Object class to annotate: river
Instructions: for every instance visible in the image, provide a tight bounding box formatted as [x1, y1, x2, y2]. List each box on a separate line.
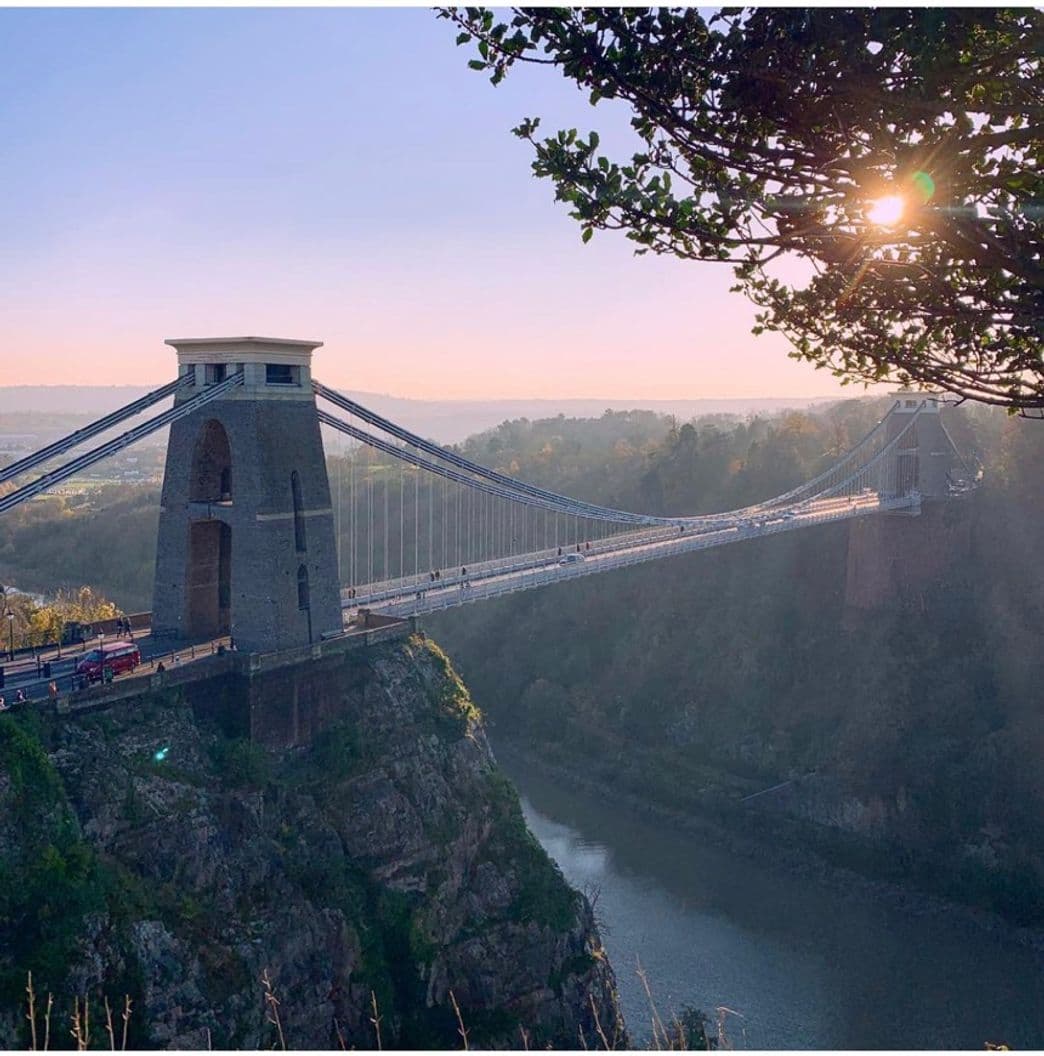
[495, 749, 1044, 1050]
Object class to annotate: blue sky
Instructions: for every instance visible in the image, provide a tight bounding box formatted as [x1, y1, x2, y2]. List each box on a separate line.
[0, 8, 860, 400]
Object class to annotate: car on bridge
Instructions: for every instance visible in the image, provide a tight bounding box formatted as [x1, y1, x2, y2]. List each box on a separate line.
[559, 553, 585, 565]
[76, 641, 142, 684]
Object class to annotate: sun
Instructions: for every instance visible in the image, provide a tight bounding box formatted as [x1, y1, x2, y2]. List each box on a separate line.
[866, 194, 906, 227]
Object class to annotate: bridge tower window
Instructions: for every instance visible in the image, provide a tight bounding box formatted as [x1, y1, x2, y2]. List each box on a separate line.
[204, 363, 227, 385]
[297, 564, 310, 610]
[266, 364, 300, 386]
[291, 470, 307, 552]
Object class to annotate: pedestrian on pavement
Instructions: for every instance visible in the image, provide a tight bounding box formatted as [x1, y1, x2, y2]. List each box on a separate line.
[48, 680, 58, 701]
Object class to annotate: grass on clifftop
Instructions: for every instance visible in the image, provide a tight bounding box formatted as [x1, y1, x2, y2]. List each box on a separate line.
[415, 635, 482, 733]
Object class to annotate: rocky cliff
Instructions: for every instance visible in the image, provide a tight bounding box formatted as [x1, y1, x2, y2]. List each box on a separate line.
[0, 636, 624, 1049]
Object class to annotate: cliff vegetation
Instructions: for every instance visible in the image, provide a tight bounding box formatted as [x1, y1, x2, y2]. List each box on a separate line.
[0, 637, 623, 1049]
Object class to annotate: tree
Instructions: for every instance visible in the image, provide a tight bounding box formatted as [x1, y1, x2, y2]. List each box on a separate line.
[0, 586, 117, 648]
[441, 8, 1044, 412]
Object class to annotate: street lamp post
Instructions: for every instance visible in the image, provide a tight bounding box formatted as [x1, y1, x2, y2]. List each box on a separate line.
[6, 611, 14, 661]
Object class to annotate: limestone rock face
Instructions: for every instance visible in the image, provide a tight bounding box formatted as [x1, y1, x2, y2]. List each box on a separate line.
[0, 637, 624, 1049]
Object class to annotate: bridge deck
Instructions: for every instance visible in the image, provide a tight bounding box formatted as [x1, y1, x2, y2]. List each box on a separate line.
[348, 493, 918, 619]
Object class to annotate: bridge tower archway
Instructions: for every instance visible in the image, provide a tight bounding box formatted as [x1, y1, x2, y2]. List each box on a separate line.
[190, 418, 233, 502]
[186, 519, 232, 637]
[182, 418, 234, 637]
[151, 337, 343, 652]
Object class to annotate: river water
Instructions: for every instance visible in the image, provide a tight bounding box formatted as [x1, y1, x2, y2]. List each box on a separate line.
[495, 750, 1044, 1050]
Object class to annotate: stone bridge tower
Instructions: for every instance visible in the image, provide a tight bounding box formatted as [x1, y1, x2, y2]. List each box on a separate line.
[845, 391, 967, 616]
[884, 391, 955, 501]
[152, 337, 343, 653]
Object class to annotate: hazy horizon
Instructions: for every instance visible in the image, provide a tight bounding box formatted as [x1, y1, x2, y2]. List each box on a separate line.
[0, 382, 855, 445]
[0, 381, 848, 407]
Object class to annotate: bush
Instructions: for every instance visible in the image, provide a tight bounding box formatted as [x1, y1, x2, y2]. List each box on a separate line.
[0, 717, 105, 1001]
[211, 738, 270, 789]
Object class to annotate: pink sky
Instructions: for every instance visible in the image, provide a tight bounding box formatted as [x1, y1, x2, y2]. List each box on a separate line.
[0, 8, 876, 402]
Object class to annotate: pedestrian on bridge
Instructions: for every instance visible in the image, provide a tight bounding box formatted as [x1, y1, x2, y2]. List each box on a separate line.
[48, 680, 58, 702]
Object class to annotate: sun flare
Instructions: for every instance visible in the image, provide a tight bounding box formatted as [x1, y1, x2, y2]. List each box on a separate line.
[866, 194, 906, 227]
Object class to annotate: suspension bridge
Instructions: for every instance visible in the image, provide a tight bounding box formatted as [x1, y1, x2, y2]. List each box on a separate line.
[0, 337, 977, 660]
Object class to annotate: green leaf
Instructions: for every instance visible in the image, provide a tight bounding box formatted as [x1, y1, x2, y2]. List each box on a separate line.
[582, 227, 594, 244]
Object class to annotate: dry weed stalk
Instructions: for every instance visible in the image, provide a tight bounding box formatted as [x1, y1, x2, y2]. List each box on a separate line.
[70, 995, 90, 1051]
[577, 1021, 589, 1050]
[668, 1011, 682, 1050]
[715, 1005, 743, 1051]
[369, 989, 383, 1051]
[635, 958, 669, 1049]
[44, 993, 53, 1051]
[588, 993, 612, 1050]
[334, 1016, 348, 1051]
[25, 972, 38, 1051]
[104, 996, 115, 1051]
[518, 1024, 531, 1051]
[261, 969, 286, 1050]
[448, 989, 469, 1051]
[120, 996, 132, 1051]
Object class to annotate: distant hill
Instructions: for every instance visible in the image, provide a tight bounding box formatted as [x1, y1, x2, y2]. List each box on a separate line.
[0, 386, 838, 445]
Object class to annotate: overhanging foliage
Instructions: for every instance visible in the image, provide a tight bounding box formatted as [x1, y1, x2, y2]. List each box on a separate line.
[442, 7, 1044, 412]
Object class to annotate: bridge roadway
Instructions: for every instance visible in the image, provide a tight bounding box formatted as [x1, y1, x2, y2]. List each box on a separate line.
[0, 629, 232, 706]
[0, 494, 915, 710]
[345, 491, 918, 619]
